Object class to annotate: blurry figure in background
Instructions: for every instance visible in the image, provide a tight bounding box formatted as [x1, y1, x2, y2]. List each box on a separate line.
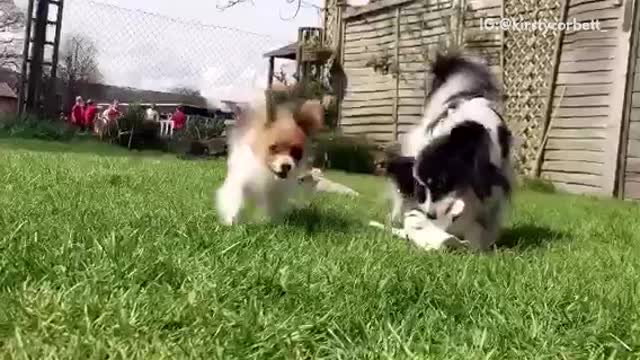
[171, 105, 186, 131]
[104, 99, 122, 123]
[59, 111, 68, 123]
[70, 96, 85, 130]
[84, 99, 98, 132]
[94, 105, 109, 140]
[145, 103, 160, 122]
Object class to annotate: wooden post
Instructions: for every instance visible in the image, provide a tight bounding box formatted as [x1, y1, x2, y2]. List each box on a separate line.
[336, 2, 346, 130]
[421, 0, 429, 107]
[499, 0, 505, 91]
[17, 0, 35, 116]
[602, 0, 637, 196]
[295, 27, 305, 81]
[451, 0, 464, 48]
[267, 56, 274, 89]
[615, 0, 640, 198]
[265, 89, 274, 124]
[534, 0, 568, 177]
[392, 6, 400, 141]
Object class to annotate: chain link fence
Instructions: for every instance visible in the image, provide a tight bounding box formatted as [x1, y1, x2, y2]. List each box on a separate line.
[58, 0, 292, 103]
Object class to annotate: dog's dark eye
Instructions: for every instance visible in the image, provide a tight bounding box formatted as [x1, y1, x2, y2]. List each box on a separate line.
[269, 144, 278, 153]
[290, 146, 303, 161]
[430, 176, 447, 192]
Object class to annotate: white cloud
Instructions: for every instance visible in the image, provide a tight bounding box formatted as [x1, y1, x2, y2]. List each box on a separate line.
[197, 64, 266, 103]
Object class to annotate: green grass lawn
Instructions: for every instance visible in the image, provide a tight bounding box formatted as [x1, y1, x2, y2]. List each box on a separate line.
[1, 139, 639, 359]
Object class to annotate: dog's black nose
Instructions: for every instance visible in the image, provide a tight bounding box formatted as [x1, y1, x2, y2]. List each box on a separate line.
[426, 211, 437, 220]
[280, 164, 291, 174]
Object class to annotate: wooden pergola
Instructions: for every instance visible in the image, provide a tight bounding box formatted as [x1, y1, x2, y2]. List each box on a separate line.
[263, 27, 334, 90]
[263, 42, 297, 90]
[262, 28, 335, 122]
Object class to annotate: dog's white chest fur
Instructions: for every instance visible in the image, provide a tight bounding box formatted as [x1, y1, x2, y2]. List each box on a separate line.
[217, 132, 304, 225]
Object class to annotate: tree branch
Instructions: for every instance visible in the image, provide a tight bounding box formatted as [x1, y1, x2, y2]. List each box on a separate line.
[216, 0, 254, 10]
[216, 0, 323, 19]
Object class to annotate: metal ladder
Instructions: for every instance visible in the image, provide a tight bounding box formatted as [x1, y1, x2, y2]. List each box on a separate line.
[17, 0, 65, 116]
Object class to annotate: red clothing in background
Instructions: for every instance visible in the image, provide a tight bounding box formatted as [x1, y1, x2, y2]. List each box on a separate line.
[106, 106, 121, 122]
[84, 105, 98, 127]
[172, 109, 186, 130]
[71, 104, 84, 125]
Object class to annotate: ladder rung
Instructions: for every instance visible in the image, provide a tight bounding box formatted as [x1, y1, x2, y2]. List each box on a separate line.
[26, 40, 57, 46]
[24, 59, 52, 66]
[31, 20, 61, 26]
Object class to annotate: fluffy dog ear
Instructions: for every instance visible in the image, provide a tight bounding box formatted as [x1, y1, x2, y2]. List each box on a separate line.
[386, 156, 416, 197]
[294, 100, 324, 135]
[449, 121, 496, 199]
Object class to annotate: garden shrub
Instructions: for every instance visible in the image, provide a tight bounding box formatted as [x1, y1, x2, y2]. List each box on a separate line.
[312, 131, 377, 174]
[520, 177, 557, 193]
[183, 115, 225, 140]
[107, 103, 167, 151]
[0, 114, 77, 141]
[117, 103, 145, 133]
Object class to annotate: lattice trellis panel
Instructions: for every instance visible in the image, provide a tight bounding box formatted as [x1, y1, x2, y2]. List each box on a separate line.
[322, 0, 341, 51]
[502, 0, 561, 176]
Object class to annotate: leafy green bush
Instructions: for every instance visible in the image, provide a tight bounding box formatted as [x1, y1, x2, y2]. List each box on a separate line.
[0, 114, 77, 141]
[183, 115, 225, 141]
[312, 132, 377, 174]
[117, 103, 145, 132]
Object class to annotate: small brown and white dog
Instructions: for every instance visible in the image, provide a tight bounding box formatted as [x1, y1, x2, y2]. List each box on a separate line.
[215, 88, 324, 225]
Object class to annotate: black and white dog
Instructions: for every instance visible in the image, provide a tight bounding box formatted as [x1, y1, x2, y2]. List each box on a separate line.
[385, 52, 513, 251]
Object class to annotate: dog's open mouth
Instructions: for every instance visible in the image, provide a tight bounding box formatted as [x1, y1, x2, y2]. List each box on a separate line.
[269, 169, 289, 179]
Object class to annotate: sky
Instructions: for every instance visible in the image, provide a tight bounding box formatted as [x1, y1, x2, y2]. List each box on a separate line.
[12, 0, 323, 102]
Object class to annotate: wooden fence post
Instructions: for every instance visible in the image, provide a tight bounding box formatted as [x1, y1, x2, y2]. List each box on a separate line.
[392, 6, 401, 141]
[336, 0, 346, 130]
[604, 0, 637, 196]
[615, 0, 640, 198]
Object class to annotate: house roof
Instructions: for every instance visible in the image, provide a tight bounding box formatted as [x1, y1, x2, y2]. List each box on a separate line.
[263, 42, 297, 60]
[0, 82, 17, 99]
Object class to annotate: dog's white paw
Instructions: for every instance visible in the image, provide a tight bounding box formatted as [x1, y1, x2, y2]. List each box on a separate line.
[219, 216, 236, 226]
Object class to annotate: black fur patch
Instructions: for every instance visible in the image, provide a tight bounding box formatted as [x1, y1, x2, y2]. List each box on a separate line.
[427, 52, 500, 105]
[385, 156, 416, 198]
[497, 123, 512, 161]
[415, 121, 510, 202]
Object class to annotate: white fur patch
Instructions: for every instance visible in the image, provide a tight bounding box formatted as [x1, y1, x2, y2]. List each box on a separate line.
[370, 209, 468, 251]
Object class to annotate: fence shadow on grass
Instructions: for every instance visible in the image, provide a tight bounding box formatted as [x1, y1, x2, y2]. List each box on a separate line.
[497, 224, 568, 250]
